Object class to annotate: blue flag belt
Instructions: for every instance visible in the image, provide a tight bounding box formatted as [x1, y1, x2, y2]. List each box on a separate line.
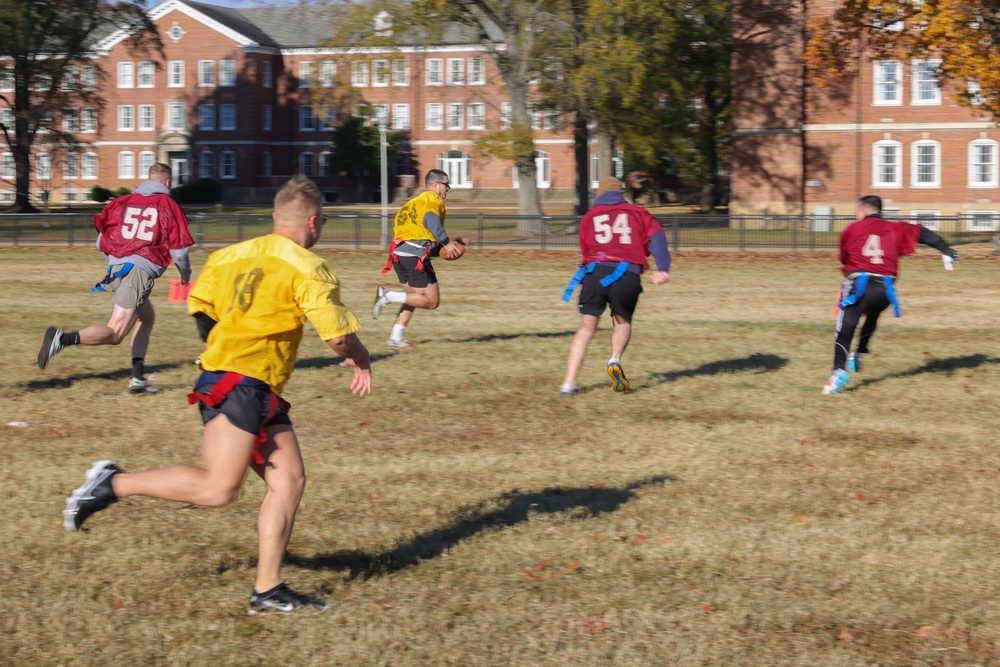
[561, 261, 631, 302]
[839, 273, 900, 317]
[91, 263, 134, 293]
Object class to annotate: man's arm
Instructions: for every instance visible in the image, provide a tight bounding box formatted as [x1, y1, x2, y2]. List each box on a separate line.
[170, 247, 192, 284]
[327, 333, 372, 397]
[918, 226, 960, 260]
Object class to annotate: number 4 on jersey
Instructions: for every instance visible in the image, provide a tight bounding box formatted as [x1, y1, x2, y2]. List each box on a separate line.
[862, 234, 884, 264]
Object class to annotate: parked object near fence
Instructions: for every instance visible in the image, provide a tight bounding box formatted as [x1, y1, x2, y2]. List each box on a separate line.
[0, 212, 987, 253]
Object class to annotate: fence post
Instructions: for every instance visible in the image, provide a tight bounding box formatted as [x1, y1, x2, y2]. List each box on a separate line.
[354, 214, 361, 250]
[809, 215, 815, 252]
[672, 215, 679, 251]
[540, 216, 548, 250]
[477, 213, 484, 254]
[67, 215, 73, 247]
[738, 215, 745, 252]
[12, 214, 18, 248]
[791, 215, 798, 257]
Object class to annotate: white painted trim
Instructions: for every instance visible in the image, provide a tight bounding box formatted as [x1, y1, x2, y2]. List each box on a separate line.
[804, 122, 994, 132]
[281, 44, 498, 57]
[95, 0, 260, 54]
[411, 139, 573, 146]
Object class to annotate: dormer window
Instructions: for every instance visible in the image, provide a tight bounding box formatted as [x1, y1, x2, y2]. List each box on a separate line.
[374, 11, 392, 36]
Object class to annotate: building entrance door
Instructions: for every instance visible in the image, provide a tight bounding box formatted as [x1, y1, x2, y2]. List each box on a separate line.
[170, 157, 190, 185]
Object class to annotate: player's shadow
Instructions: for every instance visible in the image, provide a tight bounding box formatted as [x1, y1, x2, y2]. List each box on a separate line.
[444, 330, 576, 344]
[645, 353, 788, 386]
[286, 474, 676, 582]
[23, 361, 186, 391]
[294, 351, 396, 370]
[847, 353, 1000, 391]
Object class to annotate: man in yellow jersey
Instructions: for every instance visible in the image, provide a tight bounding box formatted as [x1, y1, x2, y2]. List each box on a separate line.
[62, 176, 372, 616]
[372, 168, 467, 347]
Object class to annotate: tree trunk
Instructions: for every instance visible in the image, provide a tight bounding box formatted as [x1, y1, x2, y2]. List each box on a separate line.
[596, 132, 614, 180]
[573, 112, 589, 217]
[12, 114, 38, 213]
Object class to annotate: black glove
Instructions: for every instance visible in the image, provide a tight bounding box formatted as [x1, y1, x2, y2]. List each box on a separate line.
[948, 249, 961, 264]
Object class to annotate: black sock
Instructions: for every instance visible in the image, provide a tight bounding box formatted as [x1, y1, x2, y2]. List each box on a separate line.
[60, 331, 80, 346]
[254, 582, 283, 596]
[131, 357, 144, 379]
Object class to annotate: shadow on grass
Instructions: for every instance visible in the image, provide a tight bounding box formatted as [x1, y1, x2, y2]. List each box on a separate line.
[23, 361, 186, 391]
[287, 474, 676, 581]
[445, 330, 576, 344]
[646, 352, 788, 385]
[294, 351, 396, 370]
[847, 353, 1000, 392]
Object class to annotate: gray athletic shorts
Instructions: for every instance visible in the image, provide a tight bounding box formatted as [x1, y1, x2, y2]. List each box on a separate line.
[107, 265, 155, 309]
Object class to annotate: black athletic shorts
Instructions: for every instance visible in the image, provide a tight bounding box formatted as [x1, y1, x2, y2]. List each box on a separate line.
[578, 266, 643, 322]
[392, 254, 438, 288]
[196, 382, 292, 435]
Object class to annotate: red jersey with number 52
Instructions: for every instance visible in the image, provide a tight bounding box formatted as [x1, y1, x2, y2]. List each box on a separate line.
[579, 203, 663, 269]
[94, 192, 193, 266]
[840, 215, 921, 277]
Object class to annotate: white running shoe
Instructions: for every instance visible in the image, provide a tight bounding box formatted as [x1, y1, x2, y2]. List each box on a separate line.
[129, 376, 160, 394]
[372, 285, 390, 320]
[385, 338, 410, 349]
[821, 369, 850, 395]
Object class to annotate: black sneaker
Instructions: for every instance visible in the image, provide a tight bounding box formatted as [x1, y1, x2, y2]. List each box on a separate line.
[248, 583, 328, 616]
[64, 460, 121, 532]
[38, 326, 65, 370]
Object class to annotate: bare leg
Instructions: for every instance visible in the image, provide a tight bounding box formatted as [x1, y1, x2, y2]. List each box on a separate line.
[562, 314, 600, 388]
[77, 304, 141, 346]
[112, 415, 254, 507]
[130, 299, 155, 360]
[393, 282, 440, 328]
[250, 424, 306, 592]
[610, 314, 632, 361]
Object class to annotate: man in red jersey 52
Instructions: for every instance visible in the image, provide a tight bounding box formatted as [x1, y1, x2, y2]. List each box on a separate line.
[37, 163, 193, 394]
[559, 177, 671, 395]
[823, 195, 960, 394]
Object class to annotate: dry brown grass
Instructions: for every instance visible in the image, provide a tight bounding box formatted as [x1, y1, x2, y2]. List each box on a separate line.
[1, 247, 998, 666]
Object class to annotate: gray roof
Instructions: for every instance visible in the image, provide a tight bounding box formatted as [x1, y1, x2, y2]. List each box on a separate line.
[185, 1, 282, 47]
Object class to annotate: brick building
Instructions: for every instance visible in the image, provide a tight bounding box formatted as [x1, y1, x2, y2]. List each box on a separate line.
[732, 0, 1000, 231]
[1, 0, 585, 206]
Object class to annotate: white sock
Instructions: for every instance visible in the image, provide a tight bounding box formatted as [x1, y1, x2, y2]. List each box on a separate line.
[390, 324, 406, 341]
[386, 291, 407, 304]
[608, 357, 620, 366]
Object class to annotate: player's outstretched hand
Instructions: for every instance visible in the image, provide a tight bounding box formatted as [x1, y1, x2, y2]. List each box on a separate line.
[339, 358, 372, 397]
[649, 270, 670, 285]
[948, 249, 961, 263]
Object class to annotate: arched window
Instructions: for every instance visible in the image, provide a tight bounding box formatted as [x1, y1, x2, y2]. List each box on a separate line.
[437, 150, 470, 187]
[872, 140, 902, 187]
[969, 139, 998, 187]
[910, 139, 940, 188]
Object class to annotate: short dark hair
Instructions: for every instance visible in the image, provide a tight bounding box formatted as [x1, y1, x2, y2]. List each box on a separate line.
[858, 195, 882, 214]
[425, 169, 449, 188]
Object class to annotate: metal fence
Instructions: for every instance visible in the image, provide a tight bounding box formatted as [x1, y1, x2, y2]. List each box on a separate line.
[0, 212, 992, 252]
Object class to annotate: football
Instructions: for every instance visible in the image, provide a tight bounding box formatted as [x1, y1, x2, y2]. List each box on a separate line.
[439, 240, 467, 261]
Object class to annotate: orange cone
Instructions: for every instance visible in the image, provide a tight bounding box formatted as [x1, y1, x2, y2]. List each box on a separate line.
[168, 279, 195, 303]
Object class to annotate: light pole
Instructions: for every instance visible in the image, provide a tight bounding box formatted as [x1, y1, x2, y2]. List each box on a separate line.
[378, 117, 389, 248]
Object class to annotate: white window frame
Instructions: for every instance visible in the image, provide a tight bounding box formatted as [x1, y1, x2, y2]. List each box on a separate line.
[118, 62, 134, 88]
[351, 61, 369, 87]
[36, 153, 51, 180]
[263, 104, 272, 131]
[63, 66, 78, 92]
[198, 104, 215, 131]
[62, 108, 78, 133]
[262, 151, 272, 177]
[446, 103, 463, 130]
[81, 108, 97, 133]
[220, 59, 236, 87]
[392, 59, 409, 86]
[320, 151, 333, 177]
[168, 61, 184, 87]
[437, 149, 471, 187]
[910, 209, 940, 231]
[198, 60, 215, 87]
[82, 65, 97, 91]
[911, 59, 942, 105]
[0, 67, 12, 91]
[299, 152, 315, 177]
[263, 61, 273, 88]
[168, 104, 185, 130]
[426, 103, 443, 130]
[0, 152, 13, 180]
[501, 102, 511, 129]
[300, 105, 316, 131]
[391, 103, 410, 130]
[199, 151, 214, 179]
[220, 150, 236, 179]
[910, 139, 940, 188]
[220, 104, 236, 131]
[138, 104, 154, 131]
[967, 210, 1000, 232]
[320, 107, 336, 131]
[468, 57, 485, 85]
[447, 58, 464, 85]
[372, 59, 389, 87]
[320, 60, 336, 88]
[138, 61, 155, 88]
[426, 58, 442, 86]
[138, 151, 156, 179]
[873, 61, 902, 106]
[968, 139, 998, 187]
[468, 103, 485, 130]
[118, 151, 135, 179]
[118, 105, 134, 131]
[512, 150, 550, 189]
[298, 61, 313, 88]
[872, 140, 902, 187]
[82, 152, 97, 180]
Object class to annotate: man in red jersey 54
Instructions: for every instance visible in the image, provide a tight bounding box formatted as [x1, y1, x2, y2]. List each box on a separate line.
[37, 163, 193, 394]
[822, 195, 960, 395]
[63, 176, 372, 615]
[559, 177, 671, 395]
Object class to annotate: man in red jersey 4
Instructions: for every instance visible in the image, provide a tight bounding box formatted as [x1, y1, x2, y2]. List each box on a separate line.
[823, 195, 960, 395]
[560, 177, 671, 395]
[37, 163, 193, 393]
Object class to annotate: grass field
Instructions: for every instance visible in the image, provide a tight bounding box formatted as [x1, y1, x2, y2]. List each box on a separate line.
[1, 247, 998, 666]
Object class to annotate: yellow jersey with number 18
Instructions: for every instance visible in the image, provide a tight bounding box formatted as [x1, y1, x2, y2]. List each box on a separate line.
[187, 233, 361, 395]
[392, 190, 447, 241]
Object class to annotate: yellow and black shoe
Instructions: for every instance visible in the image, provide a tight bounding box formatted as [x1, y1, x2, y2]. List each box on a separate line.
[607, 361, 630, 392]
